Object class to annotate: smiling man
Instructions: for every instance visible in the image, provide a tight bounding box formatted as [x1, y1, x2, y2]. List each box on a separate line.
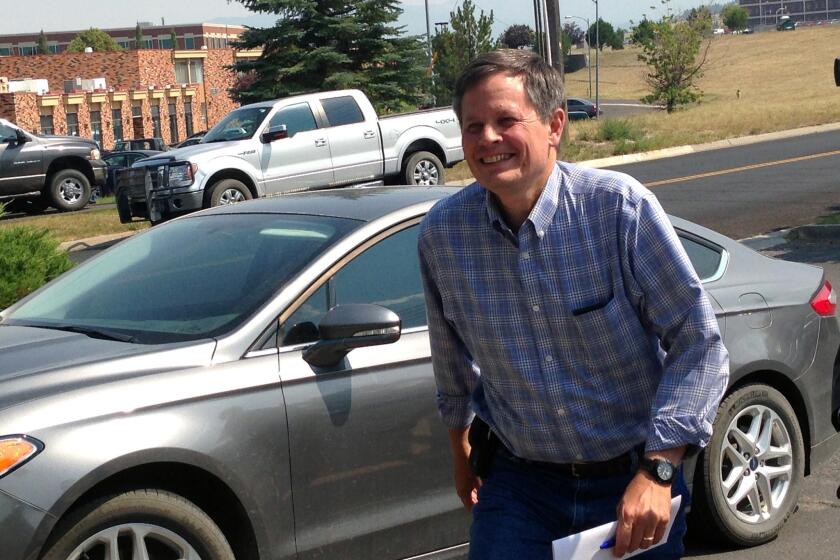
[418, 49, 729, 559]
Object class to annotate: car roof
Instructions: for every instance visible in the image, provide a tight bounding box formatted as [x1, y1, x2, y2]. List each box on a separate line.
[196, 185, 460, 222]
[106, 149, 162, 157]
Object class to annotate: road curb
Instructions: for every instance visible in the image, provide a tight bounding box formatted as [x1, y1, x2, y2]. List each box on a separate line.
[59, 231, 137, 253]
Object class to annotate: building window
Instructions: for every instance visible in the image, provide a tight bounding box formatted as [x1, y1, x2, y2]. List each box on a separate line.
[175, 59, 204, 84]
[39, 114, 54, 135]
[48, 44, 60, 53]
[66, 110, 79, 136]
[184, 37, 195, 49]
[0, 47, 10, 56]
[151, 105, 162, 139]
[90, 105, 102, 146]
[168, 102, 178, 144]
[160, 38, 173, 49]
[18, 46, 36, 55]
[118, 40, 130, 49]
[184, 101, 194, 137]
[113, 108, 123, 141]
[132, 102, 144, 138]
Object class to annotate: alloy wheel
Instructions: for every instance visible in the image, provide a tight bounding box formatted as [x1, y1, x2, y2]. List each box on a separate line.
[65, 522, 201, 560]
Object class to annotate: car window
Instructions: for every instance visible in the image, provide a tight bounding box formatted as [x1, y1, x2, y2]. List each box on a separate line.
[280, 224, 426, 347]
[320, 96, 365, 127]
[568, 100, 582, 108]
[126, 154, 147, 165]
[104, 154, 127, 167]
[7, 214, 358, 344]
[679, 234, 724, 281]
[0, 122, 16, 142]
[269, 102, 318, 137]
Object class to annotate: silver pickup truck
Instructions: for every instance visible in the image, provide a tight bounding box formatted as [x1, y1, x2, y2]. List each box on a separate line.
[117, 89, 463, 223]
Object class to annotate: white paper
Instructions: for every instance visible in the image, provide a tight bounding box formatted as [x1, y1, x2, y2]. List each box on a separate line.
[552, 495, 682, 560]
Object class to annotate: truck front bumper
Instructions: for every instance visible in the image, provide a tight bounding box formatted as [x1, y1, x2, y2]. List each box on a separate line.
[91, 161, 107, 187]
[115, 167, 204, 224]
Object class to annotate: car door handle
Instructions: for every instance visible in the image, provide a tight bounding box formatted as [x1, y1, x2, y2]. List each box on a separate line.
[363, 130, 376, 139]
[314, 138, 327, 147]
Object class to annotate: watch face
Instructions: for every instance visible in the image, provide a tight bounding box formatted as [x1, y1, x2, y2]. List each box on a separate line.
[656, 461, 674, 481]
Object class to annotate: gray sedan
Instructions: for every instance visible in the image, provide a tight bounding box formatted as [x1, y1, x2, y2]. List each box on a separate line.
[0, 187, 837, 560]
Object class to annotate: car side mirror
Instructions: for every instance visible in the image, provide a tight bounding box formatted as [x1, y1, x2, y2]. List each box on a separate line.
[302, 303, 401, 368]
[15, 129, 28, 144]
[261, 124, 288, 143]
[835, 58, 840, 87]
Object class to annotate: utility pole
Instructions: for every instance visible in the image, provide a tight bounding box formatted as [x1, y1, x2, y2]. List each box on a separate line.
[425, 0, 435, 105]
[545, 0, 563, 72]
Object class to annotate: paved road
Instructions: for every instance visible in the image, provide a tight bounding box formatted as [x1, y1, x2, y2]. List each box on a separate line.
[606, 128, 840, 239]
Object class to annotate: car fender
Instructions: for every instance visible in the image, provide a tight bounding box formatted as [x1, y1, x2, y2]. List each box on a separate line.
[194, 154, 263, 197]
[385, 125, 451, 175]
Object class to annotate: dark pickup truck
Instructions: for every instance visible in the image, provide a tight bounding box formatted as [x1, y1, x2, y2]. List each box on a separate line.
[0, 118, 106, 212]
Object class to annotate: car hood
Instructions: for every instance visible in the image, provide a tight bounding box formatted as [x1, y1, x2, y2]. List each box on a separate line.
[138, 139, 252, 165]
[37, 135, 99, 149]
[0, 325, 216, 411]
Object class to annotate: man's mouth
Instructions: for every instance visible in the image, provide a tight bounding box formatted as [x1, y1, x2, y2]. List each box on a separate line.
[481, 154, 512, 164]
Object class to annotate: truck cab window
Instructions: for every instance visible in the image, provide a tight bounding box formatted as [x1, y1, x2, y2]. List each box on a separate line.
[320, 96, 365, 127]
[269, 103, 318, 137]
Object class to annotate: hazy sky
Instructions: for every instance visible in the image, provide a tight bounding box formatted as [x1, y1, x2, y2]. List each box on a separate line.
[1, 1, 712, 37]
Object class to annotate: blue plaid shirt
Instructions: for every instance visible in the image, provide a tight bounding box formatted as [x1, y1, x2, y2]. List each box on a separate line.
[418, 162, 729, 463]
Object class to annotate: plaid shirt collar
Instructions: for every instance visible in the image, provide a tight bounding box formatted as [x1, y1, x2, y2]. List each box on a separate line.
[483, 163, 563, 238]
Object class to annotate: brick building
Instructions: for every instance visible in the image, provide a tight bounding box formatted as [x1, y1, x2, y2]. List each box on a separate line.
[739, 1, 840, 27]
[0, 46, 260, 149]
[0, 23, 246, 56]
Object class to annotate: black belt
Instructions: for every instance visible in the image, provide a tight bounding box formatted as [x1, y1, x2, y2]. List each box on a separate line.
[498, 444, 640, 478]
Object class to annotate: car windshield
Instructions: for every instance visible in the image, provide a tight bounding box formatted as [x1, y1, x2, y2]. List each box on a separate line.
[5, 213, 358, 344]
[202, 106, 272, 143]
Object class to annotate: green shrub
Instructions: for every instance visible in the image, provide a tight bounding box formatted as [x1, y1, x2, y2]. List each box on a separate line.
[0, 226, 74, 309]
[600, 118, 639, 142]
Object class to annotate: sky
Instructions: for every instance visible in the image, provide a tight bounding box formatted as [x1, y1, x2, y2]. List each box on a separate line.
[0, 1, 715, 38]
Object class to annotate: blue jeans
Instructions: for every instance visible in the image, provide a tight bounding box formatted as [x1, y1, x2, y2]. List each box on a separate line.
[469, 451, 690, 559]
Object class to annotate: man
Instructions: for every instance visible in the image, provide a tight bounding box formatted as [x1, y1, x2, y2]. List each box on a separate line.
[418, 49, 729, 559]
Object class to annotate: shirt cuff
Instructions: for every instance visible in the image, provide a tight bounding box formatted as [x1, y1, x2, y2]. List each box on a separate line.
[436, 392, 475, 429]
[645, 414, 713, 453]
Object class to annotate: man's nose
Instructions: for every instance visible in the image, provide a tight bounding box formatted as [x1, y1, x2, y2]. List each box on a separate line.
[478, 125, 502, 144]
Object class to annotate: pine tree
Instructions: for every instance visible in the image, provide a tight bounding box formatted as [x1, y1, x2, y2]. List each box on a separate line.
[431, 0, 494, 106]
[134, 23, 144, 50]
[37, 30, 50, 55]
[231, 0, 428, 113]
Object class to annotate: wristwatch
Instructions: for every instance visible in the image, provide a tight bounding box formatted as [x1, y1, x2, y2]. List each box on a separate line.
[639, 457, 675, 485]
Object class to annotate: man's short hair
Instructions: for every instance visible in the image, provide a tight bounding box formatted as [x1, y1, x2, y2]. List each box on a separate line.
[453, 49, 566, 123]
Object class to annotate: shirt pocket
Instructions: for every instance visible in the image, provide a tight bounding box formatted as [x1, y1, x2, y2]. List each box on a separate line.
[567, 294, 646, 376]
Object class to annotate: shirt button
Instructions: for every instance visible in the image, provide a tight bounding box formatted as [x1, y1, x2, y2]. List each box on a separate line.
[556, 407, 566, 416]
[576, 454, 584, 461]
[537, 230, 545, 238]
[532, 304, 540, 312]
[522, 251, 530, 259]
[545, 355, 553, 363]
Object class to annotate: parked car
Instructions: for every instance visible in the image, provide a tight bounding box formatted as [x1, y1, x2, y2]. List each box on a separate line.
[0, 118, 105, 213]
[111, 137, 169, 152]
[0, 186, 837, 560]
[777, 18, 796, 31]
[169, 131, 206, 149]
[100, 150, 162, 197]
[567, 97, 601, 120]
[115, 89, 463, 224]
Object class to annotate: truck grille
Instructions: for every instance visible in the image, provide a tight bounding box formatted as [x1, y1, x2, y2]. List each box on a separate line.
[116, 167, 164, 199]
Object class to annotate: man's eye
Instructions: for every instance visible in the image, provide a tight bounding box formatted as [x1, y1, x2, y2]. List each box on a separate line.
[465, 124, 482, 134]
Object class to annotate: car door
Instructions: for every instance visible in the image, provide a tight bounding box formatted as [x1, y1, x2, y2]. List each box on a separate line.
[0, 122, 44, 194]
[318, 95, 382, 185]
[278, 221, 469, 560]
[260, 102, 334, 195]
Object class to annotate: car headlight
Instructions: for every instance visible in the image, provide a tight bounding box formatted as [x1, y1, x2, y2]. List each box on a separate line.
[0, 435, 43, 478]
[168, 162, 198, 188]
[89, 148, 101, 160]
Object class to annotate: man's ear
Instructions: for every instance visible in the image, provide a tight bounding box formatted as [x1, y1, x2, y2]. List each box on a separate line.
[547, 107, 565, 148]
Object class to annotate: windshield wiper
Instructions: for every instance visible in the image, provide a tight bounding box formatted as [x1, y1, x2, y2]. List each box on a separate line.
[203, 138, 231, 144]
[32, 324, 138, 343]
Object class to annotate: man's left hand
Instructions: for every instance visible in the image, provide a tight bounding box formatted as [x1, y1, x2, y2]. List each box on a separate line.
[613, 471, 672, 557]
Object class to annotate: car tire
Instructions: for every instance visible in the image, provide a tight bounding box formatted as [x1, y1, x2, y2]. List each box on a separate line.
[207, 179, 252, 207]
[694, 383, 804, 546]
[48, 169, 92, 212]
[41, 489, 235, 560]
[402, 151, 444, 186]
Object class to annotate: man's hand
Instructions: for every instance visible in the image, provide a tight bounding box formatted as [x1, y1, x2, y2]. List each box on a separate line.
[448, 427, 481, 511]
[613, 471, 672, 557]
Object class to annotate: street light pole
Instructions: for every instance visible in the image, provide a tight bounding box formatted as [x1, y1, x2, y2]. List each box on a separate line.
[565, 15, 591, 98]
[424, 0, 434, 105]
[594, 0, 599, 118]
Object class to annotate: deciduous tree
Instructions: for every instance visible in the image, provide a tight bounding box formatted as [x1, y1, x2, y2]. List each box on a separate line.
[722, 3, 749, 31]
[498, 24, 534, 50]
[231, 0, 428, 113]
[67, 28, 122, 52]
[637, 16, 711, 112]
[586, 19, 615, 51]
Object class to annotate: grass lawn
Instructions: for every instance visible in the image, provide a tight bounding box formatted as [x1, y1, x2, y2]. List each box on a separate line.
[0, 207, 148, 243]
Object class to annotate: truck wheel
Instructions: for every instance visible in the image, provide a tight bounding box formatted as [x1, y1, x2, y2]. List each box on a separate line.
[49, 169, 91, 212]
[403, 151, 444, 186]
[208, 179, 252, 207]
[693, 384, 804, 546]
[41, 489, 235, 560]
